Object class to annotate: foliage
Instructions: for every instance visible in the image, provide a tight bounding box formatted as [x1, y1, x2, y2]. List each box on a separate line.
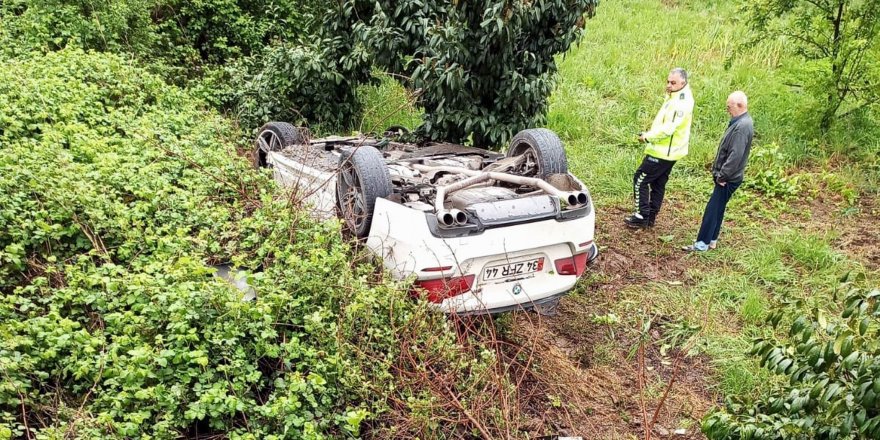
[224, 2, 375, 132]
[703, 278, 880, 439]
[744, 143, 800, 199]
[0, 47, 505, 439]
[0, 0, 159, 57]
[746, 0, 880, 132]
[230, 42, 367, 132]
[351, 0, 599, 148]
[0, 0, 317, 77]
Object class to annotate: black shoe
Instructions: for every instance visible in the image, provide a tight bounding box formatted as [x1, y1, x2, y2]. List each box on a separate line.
[624, 214, 650, 228]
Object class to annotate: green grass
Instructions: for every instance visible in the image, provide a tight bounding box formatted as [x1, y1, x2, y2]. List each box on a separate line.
[356, 74, 422, 135]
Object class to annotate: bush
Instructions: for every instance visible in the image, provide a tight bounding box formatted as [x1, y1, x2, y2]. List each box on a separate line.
[0, 0, 317, 78]
[744, 143, 799, 199]
[703, 277, 880, 439]
[230, 42, 367, 132]
[351, 0, 599, 148]
[0, 47, 523, 439]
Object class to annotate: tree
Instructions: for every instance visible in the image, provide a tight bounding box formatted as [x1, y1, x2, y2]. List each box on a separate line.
[352, 0, 598, 148]
[747, 0, 880, 132]
[703, 280, 880, 439]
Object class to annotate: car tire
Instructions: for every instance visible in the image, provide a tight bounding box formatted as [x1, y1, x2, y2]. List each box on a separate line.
[336, 146, 392, 239]
[507, 128, 569, 178]
[254, 122, 310, 168]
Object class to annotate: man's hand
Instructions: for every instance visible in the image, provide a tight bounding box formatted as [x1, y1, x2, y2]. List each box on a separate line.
[718, 180, 727, 187]
[637, 133, 647, 143]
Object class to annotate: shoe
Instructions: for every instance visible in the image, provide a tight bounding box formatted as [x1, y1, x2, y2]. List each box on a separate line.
[682, 242, 709, 252]
[709, 241, 717, 250]
[624, 214, 650, 228]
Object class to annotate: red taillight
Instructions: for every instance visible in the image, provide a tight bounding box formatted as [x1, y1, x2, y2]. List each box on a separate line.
[420, 266, 453, 272]
[412, 275, 476, 304]
[554, 253, 589, 276]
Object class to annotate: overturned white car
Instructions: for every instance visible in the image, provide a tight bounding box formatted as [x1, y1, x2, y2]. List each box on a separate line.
[255, 122, 598, 314]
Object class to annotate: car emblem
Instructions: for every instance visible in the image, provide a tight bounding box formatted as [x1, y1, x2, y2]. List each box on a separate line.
[512, 284, 522, 295]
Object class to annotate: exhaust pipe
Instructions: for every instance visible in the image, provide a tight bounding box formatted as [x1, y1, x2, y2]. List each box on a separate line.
[450, 209, 468, 226]
[437, 210, 456, 227]
[437, 209, 468, 227]
[564, 191, 589, 207]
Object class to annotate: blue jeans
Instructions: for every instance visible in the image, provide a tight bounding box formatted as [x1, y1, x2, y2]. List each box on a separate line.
[695, 180, 741, 249]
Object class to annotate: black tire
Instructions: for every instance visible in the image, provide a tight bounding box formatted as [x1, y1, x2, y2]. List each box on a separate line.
[336, 146, 392, 239]
[506, 128, 568, 178]
[254, 122, 310, 168]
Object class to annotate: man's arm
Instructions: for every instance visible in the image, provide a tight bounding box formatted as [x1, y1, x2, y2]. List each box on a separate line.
[717, 127, 746, 182]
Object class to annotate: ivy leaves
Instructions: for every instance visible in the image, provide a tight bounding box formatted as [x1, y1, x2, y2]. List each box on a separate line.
[703, 281, 880, 439]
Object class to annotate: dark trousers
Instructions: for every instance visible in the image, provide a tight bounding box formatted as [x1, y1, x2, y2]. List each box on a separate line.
[633, 156, 676, 220]
[696, 179, 742, 244]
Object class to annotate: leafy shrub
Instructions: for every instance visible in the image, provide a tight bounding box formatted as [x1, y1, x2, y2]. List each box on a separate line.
[230, 42, 368, 132]
[0, 0, 159, 57]
[703, 278, 880, 439]
[350, 0, 599, 147]
[0, 0, 317, 77]
[0, 47, 510, 439]
[0, 45, 535, 439]
[745, 143, 799, 199]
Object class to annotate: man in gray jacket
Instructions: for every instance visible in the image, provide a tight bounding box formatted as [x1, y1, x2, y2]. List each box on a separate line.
[683, 91, 754, 252]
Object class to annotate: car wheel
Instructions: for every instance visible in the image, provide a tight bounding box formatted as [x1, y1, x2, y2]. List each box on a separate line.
[336, 146, 392, 239]
[507, 128, 568, 178]
[254, 122, 310, 168]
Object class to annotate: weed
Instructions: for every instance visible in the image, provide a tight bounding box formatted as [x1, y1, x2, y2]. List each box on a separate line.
[739, 289, 767, 324]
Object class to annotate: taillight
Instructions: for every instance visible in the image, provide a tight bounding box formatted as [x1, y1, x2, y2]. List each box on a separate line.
[412, 275, 476, 304]
[554, 253, 589, 276]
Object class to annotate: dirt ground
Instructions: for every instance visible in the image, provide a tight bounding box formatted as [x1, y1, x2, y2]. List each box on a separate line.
[503, 204, 714, 440]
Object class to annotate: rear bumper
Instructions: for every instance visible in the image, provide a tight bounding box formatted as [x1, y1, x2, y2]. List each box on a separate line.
[366, 198, 597, 314]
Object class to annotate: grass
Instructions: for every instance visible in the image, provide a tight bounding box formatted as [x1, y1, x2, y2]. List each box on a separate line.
[353, 0, 880, 423]
[544, 0, 879, 406]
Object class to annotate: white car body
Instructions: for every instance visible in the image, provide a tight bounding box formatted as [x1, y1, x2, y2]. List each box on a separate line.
[261, 129, 597, 314]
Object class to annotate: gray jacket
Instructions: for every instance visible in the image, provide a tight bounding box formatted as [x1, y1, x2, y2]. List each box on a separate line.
[712, 112, 754, 183]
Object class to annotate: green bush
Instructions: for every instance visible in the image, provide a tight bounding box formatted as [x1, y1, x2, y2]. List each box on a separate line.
[744, 143, 799, 199]
[351, 0, 599, 147]
[0, 47, 504, 439]
[230, 42, 367, 132]
[0, 0, 317, 77]
[703, 279, 880, 439]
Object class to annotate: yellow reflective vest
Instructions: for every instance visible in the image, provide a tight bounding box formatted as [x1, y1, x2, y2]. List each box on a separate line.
[643, 85, 694, 161]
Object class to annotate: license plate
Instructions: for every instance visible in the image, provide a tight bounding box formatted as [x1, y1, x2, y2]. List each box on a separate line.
[483, 257, 544, 281]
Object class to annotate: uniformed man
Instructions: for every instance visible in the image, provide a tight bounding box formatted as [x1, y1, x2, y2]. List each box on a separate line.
[625, 68, 695, 228]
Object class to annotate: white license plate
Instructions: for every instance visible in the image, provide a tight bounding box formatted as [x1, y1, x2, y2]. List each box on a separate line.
[483, 257, 544, 281]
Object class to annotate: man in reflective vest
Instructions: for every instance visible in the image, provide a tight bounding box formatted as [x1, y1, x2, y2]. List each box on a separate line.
[625, 68, 695, 228]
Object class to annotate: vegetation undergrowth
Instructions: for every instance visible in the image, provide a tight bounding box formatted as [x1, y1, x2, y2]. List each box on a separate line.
[0, 48, 528, 439]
